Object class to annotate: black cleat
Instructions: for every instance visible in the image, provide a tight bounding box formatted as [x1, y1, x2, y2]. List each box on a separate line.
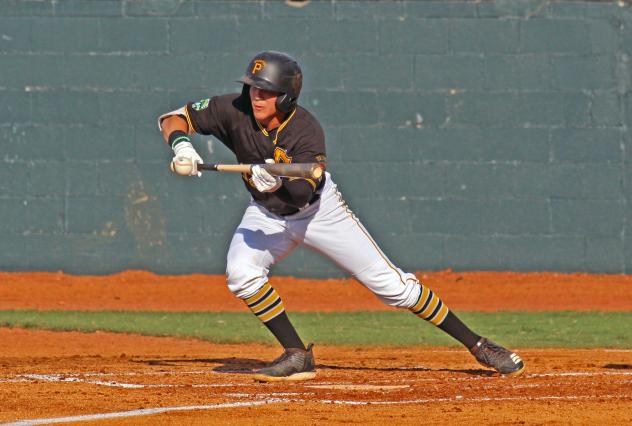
[470, 337, 526, 376]
[253, 343, 317, 382]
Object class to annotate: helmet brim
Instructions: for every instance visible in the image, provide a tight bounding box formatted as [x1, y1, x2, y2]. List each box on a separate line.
[237, 75, 283, 94]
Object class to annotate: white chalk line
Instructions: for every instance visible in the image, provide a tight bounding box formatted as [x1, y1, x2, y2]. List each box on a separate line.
[3, 393, 632, 425]
[487, 380, 632, 389]
[2, 370, 632, 389]
[49, 370, 210, 377]
[386, 371, 632, 382]
[3, 369, 631, 381]
[314, 393, 632, 406]
[17, 370, 210, 378]
[528, 371, 632, 378]
[0, 374, 252, 389]
[225, 392, 314, 398]
[0, 399, 289, 426]
[3, 368, 632, 424]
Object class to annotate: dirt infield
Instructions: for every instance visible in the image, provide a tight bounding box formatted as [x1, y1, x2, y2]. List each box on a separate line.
[1, 271, 631, 424]
[1, 329, 631, 425]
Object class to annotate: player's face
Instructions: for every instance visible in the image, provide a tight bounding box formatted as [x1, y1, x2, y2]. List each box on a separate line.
[249, 86, 280, 123]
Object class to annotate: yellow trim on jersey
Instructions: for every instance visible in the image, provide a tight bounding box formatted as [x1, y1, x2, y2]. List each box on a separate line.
[288, 177, 317, 190]
[305, 178, 317, 190]
[255, 119, 269, 136]
[255, 109, 296, 145]
[183, 106, 195, 134]
[272, 109, 296, 145]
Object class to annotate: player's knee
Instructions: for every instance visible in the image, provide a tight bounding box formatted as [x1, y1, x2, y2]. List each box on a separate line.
[355, 263, 420, 308]
[225, 262, 248, 295]
[380, 283, 418, 309]
[225, 258, 265, 299]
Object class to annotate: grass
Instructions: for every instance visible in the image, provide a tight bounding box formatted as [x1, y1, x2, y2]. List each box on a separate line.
[1, 310, 631, 348]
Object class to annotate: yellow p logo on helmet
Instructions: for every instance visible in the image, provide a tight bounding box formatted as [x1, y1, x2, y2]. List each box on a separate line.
[251, 59, 266, 74]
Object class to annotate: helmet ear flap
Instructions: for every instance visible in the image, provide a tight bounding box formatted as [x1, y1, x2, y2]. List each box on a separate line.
[276, 94, 297, 113]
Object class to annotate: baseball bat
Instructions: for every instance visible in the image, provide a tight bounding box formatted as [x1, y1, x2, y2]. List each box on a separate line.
[197, 162, 324, 179]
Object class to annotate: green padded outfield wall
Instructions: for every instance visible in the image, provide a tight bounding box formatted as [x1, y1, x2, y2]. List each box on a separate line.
[1, 0, 631, 275]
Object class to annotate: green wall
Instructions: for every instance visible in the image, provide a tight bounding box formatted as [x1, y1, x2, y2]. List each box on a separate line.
[1, 0, 631, 275]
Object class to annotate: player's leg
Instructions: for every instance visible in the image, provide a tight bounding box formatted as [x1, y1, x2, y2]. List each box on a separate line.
[226, 202, 315, 381]
[226, 202, 303, 349]
[297, 176, 524, 375]
[300, 183, 472, 337]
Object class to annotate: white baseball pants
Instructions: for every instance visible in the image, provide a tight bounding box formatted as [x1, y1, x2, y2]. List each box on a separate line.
[226, 172, 422, 309]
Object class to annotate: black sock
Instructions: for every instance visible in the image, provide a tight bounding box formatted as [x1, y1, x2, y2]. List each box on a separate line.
[438, 311, 481, 349]
[263, 312, 305, 350]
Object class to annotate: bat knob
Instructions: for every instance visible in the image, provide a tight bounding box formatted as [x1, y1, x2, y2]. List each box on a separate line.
[312, 165, 323, 179]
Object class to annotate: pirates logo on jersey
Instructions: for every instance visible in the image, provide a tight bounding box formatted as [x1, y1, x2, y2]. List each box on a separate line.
[192, 99, 209, 111]
[274, 147, 292, 164]
[251, 59, 266, 74]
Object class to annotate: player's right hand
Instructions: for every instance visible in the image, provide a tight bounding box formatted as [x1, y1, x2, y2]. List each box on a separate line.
[251, 160, 282, 192]
[172, 141, 203, 177]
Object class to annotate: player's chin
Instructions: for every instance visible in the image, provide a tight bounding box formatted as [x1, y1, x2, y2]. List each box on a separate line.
[252, 107, 271, 121]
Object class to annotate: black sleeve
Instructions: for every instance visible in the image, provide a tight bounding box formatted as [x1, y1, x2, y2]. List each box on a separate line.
[185, 97, 222, 135]
[275, 179, 315, 209]
[273, 123, 327, 208]
[290, 121, 327, 165]
[184, 96, 236, 153]
[284, 123, 327, 194]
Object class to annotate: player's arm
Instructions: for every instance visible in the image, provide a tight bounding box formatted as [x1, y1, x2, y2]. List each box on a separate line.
[251, 123, 326, 204]
[250, 161, 323, 205]
[252, 158, 325, 209]
[160, 114, 190, 143]
[277, 124, 327, 207]
[277, 150, 326, 208]
[158, 106, 203, 177]
[275, 178, 319, 209]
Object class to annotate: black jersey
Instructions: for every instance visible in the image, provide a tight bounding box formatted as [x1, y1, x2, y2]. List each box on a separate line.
[183, 93, 327, 216]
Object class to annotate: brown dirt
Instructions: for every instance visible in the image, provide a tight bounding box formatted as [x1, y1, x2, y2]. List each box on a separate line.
[1, 270, 631, 424]
[1, 270, 631, 312]
[0, 328, 631, 425]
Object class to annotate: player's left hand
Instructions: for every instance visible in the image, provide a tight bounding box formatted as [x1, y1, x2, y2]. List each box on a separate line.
[171, 141, 203, 177]
[251, 159, 282, 193]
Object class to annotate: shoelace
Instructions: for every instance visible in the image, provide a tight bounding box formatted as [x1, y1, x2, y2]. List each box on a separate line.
[270, 351, 291, 365]
[480, 341, 507, 364]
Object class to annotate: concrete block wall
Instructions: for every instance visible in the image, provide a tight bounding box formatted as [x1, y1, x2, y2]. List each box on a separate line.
[1, 0, 630, 276]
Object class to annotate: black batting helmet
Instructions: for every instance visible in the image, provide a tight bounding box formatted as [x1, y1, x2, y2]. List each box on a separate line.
[238, 51, 302, 113]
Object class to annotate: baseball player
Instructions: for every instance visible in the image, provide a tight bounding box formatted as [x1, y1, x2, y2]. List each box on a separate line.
[158, 51, 525, 382]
